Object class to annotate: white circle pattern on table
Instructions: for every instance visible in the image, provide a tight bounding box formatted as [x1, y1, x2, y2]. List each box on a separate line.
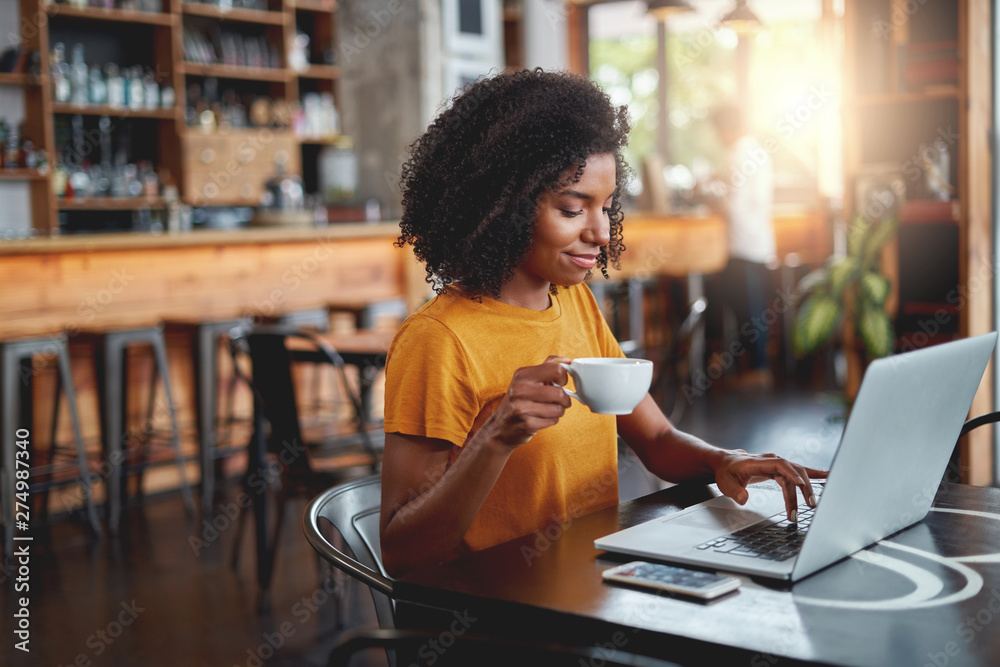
[793, 508, 999, 611]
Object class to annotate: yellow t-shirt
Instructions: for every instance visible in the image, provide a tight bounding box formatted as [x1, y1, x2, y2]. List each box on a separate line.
[383, 283, 625, 553]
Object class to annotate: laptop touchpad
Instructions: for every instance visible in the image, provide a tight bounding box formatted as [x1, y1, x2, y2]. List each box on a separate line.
[665, 507, 766, 532]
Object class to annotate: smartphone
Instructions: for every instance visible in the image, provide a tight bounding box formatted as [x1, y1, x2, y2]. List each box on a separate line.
[602, 561, 741, 600]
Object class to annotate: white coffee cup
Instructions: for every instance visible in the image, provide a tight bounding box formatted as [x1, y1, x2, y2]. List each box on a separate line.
[558, 358, 653, 415]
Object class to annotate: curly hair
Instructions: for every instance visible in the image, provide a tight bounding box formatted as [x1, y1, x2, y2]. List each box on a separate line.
[396, 68, 631, 298]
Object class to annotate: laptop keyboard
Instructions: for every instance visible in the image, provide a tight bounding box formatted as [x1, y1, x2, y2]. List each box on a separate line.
[695, 488, 823, 562]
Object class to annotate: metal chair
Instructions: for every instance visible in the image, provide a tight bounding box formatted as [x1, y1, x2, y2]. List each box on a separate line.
[302, 475, 393, 629]
[945, 411, 1000, 484]
[227, 325, 380, 610]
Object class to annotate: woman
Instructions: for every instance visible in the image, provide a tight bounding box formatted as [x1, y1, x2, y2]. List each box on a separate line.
[380, 69, 823, 577]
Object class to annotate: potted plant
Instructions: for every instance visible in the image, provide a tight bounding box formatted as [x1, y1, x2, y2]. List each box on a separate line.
[792, 214, 898, 392]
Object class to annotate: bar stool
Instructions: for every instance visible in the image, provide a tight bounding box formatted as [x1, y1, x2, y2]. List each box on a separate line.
[78, 326, 194, 533]
[1, 334, 101, 561]
[164, 319, 247, 512]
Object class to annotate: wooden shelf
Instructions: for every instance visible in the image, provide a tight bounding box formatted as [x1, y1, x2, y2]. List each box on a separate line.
[0, 73, 38, 86]
[296, 65, 340, 80]
[855, 88, 960, 106]
[297, 135, 339, 145]
[181, 3, 287, 25]
[6, 0, 339, 237]
[181, 62, 289, 82]
[0, 169, 49, 181]
[57, 197, 167, 211]
[291, 0, 337, 13]
[46, 4, 174, 26]
[51, 103, 178, 119]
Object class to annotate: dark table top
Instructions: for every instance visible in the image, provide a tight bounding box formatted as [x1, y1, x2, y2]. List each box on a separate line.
[394, 482, 1000, 667]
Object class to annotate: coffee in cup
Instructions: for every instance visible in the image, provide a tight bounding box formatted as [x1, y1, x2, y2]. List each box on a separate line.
[558, 358, 653, 415]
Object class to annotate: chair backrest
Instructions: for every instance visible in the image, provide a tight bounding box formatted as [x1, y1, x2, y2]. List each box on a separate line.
[243, 330, 307, 469]
[229, 325, 375, 472]
[303, 475, 395, 628]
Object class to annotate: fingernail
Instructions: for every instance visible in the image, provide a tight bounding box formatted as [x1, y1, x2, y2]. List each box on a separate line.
[789, 509, 798, 523]
[807, 494, 817, 508]
[739, 492, 748, 503]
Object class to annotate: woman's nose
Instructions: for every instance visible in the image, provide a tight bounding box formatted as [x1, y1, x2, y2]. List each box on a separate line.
[583, 210, 611, 246]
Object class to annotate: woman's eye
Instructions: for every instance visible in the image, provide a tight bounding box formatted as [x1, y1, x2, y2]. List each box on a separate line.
[560, 209, 583, 218]
[602, 208, 611, 216]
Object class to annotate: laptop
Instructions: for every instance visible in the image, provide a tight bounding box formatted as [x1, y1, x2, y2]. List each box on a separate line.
[595, 332, 998, 582]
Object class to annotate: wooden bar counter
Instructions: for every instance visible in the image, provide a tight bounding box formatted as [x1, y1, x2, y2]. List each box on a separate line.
[0, 209, 829, 339]
[0, 223, 422, 339]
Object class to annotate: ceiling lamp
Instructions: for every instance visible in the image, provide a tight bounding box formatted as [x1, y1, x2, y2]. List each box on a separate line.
[646, 0, 694, 21]
[720, 0, 763, 33]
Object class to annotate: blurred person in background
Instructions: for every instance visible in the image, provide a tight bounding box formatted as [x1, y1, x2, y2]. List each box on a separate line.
[702, 102, 776, 388]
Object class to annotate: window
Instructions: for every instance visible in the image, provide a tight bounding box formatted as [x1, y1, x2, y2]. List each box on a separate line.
[589, 0, 841, 207]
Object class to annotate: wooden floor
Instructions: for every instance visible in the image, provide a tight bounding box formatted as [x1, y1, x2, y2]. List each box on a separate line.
[0, 381, 846, 667]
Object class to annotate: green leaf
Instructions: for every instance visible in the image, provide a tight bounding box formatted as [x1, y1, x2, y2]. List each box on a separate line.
[857, 303, 894, 359]
[792, 267, 830, 301]
[847, 215, 871, 258]
[793, 294, 842, 357]
[862, 216, 899, 268]
[859, 271, 891, 307]
[829, 257, 860, 296]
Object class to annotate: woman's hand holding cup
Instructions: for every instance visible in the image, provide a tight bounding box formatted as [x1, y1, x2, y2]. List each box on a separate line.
[484, 355, 573, 448]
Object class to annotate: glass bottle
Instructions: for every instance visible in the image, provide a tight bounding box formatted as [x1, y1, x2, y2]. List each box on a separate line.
[160, 85, 175, 110]
[5, 123, 19, 169]
[89, 65, 107, 105]
[51, 43, 72, 103]
[68, 159, 92, 198]
[319, 136, 358, 204]
[0, 118, 8, 168]
[70, 44, 89, 106]
[52, 153, 68, 198]
[143, 68, 159, 109]
[128, 67, 144, 109]
[105, 63, 125, 109]
[22, 140, 37, 169]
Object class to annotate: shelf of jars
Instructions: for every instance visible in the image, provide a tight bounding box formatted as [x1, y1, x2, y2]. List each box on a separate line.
[5, 0, 343, 235]
[181, 2, 286, 25]
[44, 4, 174, 25]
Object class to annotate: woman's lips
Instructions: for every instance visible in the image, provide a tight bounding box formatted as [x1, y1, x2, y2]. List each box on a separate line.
[566, 253, 598, 269]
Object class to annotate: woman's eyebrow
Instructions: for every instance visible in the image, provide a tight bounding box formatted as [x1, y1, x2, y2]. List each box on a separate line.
[558, 189, 616, 200]
[558, 189, 593, 200]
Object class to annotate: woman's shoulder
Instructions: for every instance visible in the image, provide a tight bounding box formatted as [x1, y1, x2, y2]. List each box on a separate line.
[391, 290, 477, 348]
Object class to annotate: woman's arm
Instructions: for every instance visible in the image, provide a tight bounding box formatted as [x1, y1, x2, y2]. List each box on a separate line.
[618, 396, 826, 519]
[380, 358, 571, 577]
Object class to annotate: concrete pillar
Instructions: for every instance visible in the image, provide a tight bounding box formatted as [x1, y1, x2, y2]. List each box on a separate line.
[523, 0, 569, 71]
[337, 0, 426, 219]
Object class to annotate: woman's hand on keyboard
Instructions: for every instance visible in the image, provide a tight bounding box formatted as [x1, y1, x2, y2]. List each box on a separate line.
[713, 450, 828, 522]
